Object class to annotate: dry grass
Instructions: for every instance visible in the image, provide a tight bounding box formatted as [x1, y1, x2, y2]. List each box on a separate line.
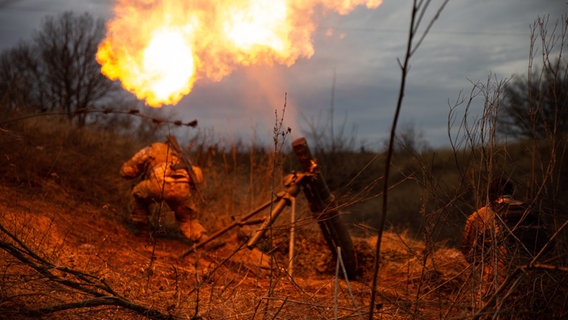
[0, 182, 474, 319]
[0, 110, 567, 319]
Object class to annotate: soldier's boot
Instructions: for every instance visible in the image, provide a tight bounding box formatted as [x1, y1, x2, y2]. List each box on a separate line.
[128, 198, 151, 236]
[171, 201, 206, 243]
[179, 219, 206, 243]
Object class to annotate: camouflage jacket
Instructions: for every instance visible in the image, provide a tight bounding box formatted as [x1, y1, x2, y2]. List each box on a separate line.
[120, 142, 202, 184]
[462, 196, 549, 264]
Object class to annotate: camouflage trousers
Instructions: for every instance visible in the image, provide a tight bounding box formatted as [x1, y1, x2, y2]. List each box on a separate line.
[129, 178, 206, 242]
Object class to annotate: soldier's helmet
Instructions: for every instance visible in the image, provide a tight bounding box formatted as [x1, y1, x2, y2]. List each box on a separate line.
[488, 177, 514, 202]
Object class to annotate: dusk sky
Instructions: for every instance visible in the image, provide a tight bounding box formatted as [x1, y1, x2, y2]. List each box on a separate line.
[0, 1, 566, 150]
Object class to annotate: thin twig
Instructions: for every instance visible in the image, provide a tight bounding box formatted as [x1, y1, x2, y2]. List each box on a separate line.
[0, 225, 172, 319]
[368, 2, 448, 318]
[369, 1, 418, 318]
[337, 247, 363, 320]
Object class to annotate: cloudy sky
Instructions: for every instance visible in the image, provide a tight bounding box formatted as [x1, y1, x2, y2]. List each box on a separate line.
[0, 0, 566, 150]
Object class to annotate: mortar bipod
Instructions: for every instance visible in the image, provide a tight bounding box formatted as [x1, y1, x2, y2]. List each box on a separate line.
[179, 171, 309, 258]
[246, 172, 309, 249]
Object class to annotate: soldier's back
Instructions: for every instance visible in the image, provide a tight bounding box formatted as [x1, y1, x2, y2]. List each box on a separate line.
[495, 198, 552, 259]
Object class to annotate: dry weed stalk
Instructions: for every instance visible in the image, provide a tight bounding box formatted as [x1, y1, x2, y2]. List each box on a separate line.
[370, 1, 449, 319]
[446, 14, 568, 319]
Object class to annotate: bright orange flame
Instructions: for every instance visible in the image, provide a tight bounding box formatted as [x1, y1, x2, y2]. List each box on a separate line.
[97, 0, 382, 107]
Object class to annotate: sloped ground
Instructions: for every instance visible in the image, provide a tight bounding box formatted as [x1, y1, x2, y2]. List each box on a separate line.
[0, 180, 476, 319]
[1, 114, 565, 319]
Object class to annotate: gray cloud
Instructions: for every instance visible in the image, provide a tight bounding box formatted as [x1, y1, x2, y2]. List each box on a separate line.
[0, 0, 110, 51]
[0, 1, 566, 150]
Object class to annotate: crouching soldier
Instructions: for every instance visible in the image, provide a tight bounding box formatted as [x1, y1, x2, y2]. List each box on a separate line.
[120, 136, 206, 242]
[462, 177, 551, 300]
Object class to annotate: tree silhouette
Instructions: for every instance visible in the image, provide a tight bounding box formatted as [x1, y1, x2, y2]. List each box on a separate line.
[0, 43, 41, 110]
[498, 59, 568, 140]
[0, 11, 117, 126]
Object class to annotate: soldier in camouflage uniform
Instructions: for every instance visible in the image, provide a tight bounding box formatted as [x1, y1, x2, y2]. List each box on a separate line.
[120, 137, 205, 242]
[462, 177, 550, 300]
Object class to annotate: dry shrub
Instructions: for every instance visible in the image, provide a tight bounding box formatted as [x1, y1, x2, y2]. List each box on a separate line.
[1, 104, 566, 319]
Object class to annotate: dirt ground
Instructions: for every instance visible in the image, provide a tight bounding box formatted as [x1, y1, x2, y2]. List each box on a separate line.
[0, 181, 484, 319]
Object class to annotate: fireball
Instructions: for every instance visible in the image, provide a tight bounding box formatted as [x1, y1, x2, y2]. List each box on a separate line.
[96, 0, 382, 107]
